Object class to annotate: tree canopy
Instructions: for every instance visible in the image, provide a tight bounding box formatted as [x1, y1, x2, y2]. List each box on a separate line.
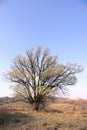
[6, 46, 83, 110]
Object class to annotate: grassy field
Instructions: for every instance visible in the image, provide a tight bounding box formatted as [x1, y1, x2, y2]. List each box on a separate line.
[0, 98, 87, 130]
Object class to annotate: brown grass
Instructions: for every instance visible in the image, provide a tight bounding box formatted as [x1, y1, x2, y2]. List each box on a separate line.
[0, 99, 87, 130]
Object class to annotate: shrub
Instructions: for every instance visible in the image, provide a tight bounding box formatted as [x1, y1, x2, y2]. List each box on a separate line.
[0, 107, 10, 125]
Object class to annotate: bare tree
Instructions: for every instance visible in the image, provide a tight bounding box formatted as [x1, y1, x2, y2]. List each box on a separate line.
[6, 46, 83, 110]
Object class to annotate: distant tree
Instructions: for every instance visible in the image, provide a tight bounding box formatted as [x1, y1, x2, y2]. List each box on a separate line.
[6, 46, 83, 110]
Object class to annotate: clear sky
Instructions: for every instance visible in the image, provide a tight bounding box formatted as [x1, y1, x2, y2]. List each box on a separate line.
[0, 0, 87, 98]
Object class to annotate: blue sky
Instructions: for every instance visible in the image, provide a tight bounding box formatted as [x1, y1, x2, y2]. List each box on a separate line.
[0, 0, 87, 98]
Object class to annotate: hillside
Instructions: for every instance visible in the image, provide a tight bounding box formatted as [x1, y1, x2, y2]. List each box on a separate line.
[0, 97, 87, 130]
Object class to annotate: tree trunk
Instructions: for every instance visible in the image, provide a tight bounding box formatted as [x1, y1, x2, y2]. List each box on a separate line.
[32, 102, 45, 111]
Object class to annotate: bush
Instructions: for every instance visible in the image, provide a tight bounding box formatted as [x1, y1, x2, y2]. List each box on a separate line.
[0, 107, 10, 125]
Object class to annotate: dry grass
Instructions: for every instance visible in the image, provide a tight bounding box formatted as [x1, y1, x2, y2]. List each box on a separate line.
[0, 99, 87, 130]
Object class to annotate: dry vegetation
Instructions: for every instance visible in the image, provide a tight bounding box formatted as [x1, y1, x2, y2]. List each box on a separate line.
[0, 98, 87, 130]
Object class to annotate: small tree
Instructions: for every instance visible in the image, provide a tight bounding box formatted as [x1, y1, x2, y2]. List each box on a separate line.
[6, 46, 83, 110]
